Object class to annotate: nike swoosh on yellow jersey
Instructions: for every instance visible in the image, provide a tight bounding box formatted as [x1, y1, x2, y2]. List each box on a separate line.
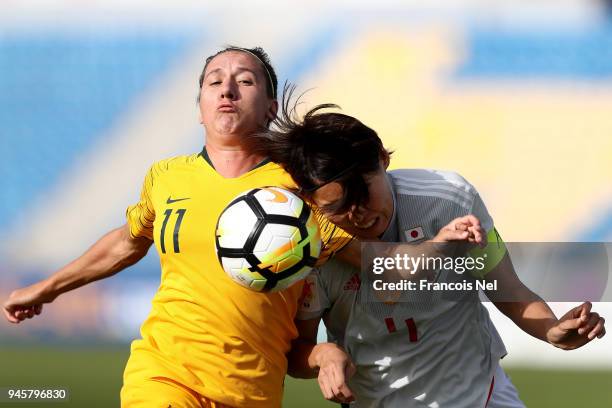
[166, 196, 190, 204]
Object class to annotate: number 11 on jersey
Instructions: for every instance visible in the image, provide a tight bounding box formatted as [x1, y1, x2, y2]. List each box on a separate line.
[385, 317, 418, 342]
[160, 208, 187, 253]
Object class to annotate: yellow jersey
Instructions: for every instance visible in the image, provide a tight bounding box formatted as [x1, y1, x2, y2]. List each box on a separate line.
[124, 152, 304, 407]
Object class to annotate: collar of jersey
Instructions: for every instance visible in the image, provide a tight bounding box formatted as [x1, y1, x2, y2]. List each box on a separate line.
[378, 172, 398, 242]
[198, 146, 272, 174]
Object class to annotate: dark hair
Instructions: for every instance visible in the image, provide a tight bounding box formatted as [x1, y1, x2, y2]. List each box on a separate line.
[249, 84, 391, 214]
[197, 46, 278, 101]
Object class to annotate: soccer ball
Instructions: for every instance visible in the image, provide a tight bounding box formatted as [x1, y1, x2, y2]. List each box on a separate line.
[215, 186, 322, 292]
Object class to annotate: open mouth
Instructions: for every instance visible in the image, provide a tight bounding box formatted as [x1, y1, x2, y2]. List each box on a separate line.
[353, 217, 377, 229]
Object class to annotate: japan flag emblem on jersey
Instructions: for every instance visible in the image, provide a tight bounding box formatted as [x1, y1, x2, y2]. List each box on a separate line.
[404, 226, 425, 242]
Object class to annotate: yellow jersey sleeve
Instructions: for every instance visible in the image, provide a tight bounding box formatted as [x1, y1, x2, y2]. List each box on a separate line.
[125, 163, 157, 240]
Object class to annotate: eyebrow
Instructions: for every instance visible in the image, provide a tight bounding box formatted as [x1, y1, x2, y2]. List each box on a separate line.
[317, 199, 338, 208]
[314, 195, 345, 212]
[204, 67, 259, 80]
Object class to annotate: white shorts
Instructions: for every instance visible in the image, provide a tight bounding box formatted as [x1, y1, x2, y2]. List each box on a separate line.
[345, 361, 525, 408]
[487, 364, 525, 408]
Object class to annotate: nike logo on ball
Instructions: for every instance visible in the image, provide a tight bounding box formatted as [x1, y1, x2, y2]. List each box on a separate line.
[261, 187, 288, 203]
[166, 196, 190, 204]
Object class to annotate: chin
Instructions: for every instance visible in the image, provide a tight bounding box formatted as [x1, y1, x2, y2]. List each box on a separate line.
[351, 229, 383, 239]
[215, 113, 242, 129]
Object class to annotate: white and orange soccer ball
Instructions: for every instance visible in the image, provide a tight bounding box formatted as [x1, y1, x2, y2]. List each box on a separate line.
[215, 186, 322, 292]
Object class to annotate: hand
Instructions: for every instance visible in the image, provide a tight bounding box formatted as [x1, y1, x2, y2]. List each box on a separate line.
[433, 215, 486, 247]
[314, 343, 356, 404]
[430, 215, 487, 259]
[546, 302, 606, 350]
[3, 280, 54, 324]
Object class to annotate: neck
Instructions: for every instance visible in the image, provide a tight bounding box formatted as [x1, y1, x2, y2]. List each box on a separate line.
[205, 143, 266, 178]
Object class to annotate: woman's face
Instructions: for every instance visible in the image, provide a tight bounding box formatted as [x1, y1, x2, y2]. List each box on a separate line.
[312, 165, 394, 239]
[199, 51, 277, 144]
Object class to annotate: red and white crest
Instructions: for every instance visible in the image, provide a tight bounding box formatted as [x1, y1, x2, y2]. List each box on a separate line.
[404, 226, 425, 242]
[343, 274, 361, 291]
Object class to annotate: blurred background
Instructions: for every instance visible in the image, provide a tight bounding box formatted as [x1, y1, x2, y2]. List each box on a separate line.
[1, 0, 611, 406]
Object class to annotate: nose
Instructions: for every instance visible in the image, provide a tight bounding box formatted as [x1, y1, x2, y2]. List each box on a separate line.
[347, 205, 366, 224]
[220, 80, 237, 100]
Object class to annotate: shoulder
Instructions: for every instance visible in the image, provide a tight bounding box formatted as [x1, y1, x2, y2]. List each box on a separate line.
[143, 154, 202, 182]
[389, 169, 479, 209]
[389, 168, 477, 193]
[150, 153, 200, 174]
[244, 161, 296, 188]
[252, 160, 287, 175]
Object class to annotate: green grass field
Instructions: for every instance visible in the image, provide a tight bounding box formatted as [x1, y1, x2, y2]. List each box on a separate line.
[0, 346, 610, 407]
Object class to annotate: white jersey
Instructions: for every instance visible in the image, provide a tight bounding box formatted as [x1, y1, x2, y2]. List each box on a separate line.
[298, 169, 511, 408]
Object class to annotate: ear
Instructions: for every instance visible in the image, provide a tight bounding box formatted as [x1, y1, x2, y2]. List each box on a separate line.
[266, 99, 279, 122]
[198, 99, 204, 125]
[197, 87, 206, 124]
[381, 150, 391, 170]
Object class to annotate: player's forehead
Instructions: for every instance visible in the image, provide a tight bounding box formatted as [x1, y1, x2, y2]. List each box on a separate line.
[204, 50, 263, 78]
[309, 169, 383, 213]
[311, 182, 344, 207]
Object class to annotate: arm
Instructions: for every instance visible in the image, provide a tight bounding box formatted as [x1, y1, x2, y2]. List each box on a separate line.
[288, 317, 356, 403]
[335, 215, 486, 278]
[3, 224, 152, 323]
[287, 317, 323, 378]
[485, 254, 606, 349]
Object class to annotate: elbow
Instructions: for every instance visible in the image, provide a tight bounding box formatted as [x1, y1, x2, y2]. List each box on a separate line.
[287, 365, 317, 379]
[286, 366, 302, 378]
[116, 236, 152, 270]
[286, 348, 318, 379]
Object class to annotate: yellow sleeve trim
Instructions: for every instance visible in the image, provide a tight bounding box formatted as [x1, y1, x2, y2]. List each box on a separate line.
[468, 228, 507, 278]
[314, 208, 353, 261]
